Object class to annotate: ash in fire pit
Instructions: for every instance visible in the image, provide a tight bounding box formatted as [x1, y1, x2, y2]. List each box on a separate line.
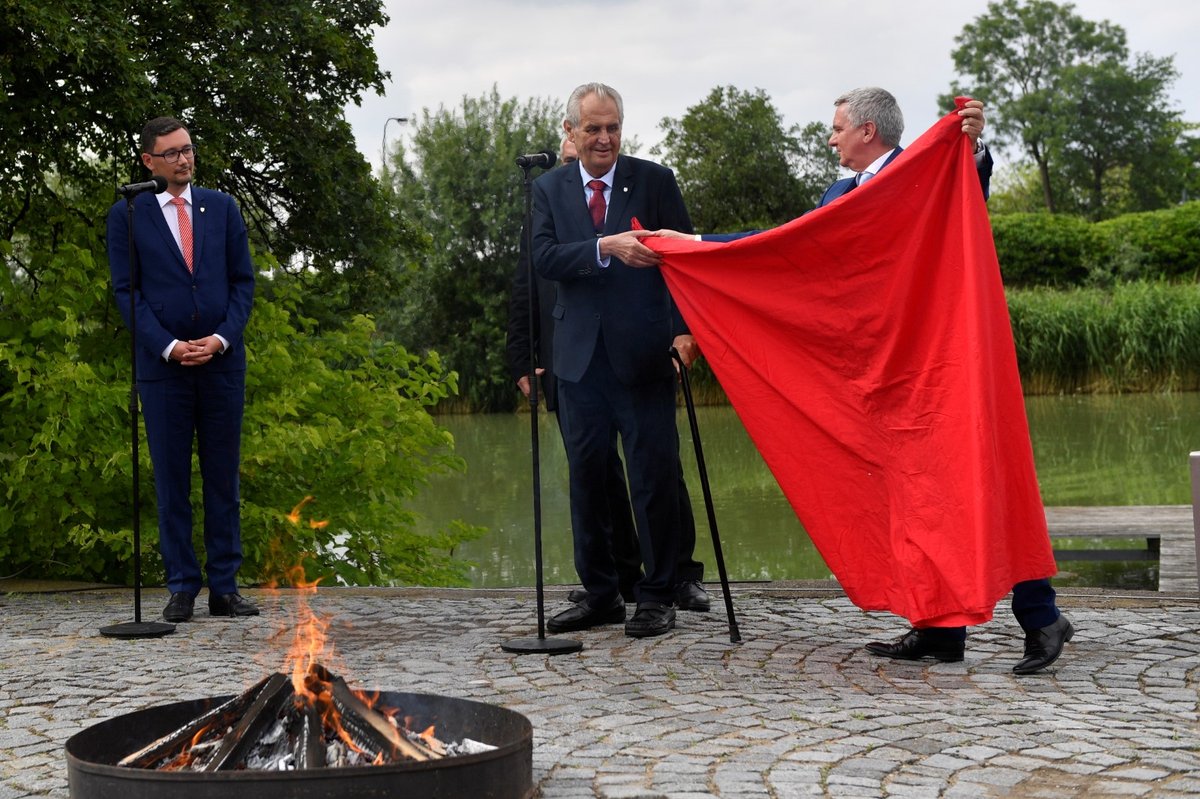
[119, 664, 494, 772]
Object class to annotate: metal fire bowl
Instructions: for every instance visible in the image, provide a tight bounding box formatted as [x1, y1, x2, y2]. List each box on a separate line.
[65, 691, 534, 799]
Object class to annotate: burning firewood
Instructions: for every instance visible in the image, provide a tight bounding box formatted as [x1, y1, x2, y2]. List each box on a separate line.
[119, 664, 466, 772]
[202, 672, 294, 771]
[288, 702, 326, 769]
[117, 674, 272, 769]
[307, 664, 440, 764]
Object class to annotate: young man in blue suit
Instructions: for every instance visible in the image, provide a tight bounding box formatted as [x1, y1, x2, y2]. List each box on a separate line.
[531, 83, 695, 637]
[107, 117, 258, 623]
[651, 88, 1072, 674]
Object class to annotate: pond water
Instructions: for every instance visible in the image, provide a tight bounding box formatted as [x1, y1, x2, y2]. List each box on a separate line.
[414, 394, 1200, 590]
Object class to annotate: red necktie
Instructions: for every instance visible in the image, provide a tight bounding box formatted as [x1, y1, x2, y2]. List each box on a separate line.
[169, 196, 193, 272]
[587, 179, 606, 234]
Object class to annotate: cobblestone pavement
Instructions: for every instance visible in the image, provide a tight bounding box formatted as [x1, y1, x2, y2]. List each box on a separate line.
[1, 584, 1198, 798]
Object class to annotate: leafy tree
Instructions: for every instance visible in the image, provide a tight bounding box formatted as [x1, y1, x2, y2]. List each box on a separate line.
[384, 86, 562, 412]
[1051, 54, 1186, 218]
[944, 0, 1186, 217]
[0, 0, 414, 320]
[1, 0, 477, 586]
[794, 121, 843, 209]
[653, 86, 810, 231]
[0, 194, 477, 586]
[987, 162, 1050, 215]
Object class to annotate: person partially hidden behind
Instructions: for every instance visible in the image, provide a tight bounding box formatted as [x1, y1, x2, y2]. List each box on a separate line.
[652, 87, 1072, 674]
[506, 138, 711, 614]
[107, 116, 258, 623]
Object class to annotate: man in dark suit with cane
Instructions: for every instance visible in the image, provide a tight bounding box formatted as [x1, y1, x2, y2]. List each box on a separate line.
[507, 137, 711, 613]
[531, 82, 695, 637]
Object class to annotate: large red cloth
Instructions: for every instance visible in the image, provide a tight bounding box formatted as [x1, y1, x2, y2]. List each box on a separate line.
[646, 105, 1057, 627]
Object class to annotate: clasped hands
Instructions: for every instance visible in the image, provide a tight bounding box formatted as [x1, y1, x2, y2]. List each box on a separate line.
[170, 335, 222, 366]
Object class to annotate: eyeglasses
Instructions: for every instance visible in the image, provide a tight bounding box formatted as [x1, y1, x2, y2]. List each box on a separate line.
[148, 144, 199, 163]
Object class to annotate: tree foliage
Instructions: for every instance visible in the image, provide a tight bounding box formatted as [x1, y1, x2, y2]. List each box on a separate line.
[653, 86, 819, 231]
[793, 121, 843, 209]
[384, 87, 562, 412]
[1, 0, 478, 586]
[0, 195, 477, 586]
[944, 0, 1192, 218]
[0, 0, 416, 318]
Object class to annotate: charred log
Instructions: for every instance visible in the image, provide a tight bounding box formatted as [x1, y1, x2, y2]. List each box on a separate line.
[117, 674, 271, 769]
[203, 672, 295, 771]
[289, 702, 326, 770]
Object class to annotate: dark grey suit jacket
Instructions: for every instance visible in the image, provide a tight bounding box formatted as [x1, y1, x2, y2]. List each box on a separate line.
[531, 155, 693, 386]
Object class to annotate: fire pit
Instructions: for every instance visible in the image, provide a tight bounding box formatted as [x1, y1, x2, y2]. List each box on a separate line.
[65, 683, 533, 798]
[68, 551, 534, 797]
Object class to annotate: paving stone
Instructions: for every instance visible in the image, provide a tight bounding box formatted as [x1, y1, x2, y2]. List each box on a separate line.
[0, 587, 1197, 797]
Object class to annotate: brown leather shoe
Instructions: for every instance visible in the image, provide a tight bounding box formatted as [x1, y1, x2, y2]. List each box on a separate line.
[865, 628, 964, 662]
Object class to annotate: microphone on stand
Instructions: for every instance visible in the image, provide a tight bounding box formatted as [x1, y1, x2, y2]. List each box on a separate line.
[515, 151, 557, 170]
[117, 176, 168, 197]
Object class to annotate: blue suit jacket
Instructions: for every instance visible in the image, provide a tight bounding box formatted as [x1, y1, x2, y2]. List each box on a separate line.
[107, 187, 255, 380]
[704, 144, 994, 242]
[531, 155, 693, 386]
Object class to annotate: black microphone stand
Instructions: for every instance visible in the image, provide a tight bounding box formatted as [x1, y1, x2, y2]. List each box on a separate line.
[502, 160, 581, 655]
[101, 191, 175, 639]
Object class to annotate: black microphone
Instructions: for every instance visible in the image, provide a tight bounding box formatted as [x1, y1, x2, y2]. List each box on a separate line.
[117, 175, 168, 197]
[515, 151, 557, 169]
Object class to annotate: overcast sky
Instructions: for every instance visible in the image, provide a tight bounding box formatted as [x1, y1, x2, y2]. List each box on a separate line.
[346, 0, 1198, 177]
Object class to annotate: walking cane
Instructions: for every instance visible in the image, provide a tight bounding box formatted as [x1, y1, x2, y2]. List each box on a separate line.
[671, 348, 742, 643]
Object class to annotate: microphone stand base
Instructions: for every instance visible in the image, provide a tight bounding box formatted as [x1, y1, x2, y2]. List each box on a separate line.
[99, 621, 176, 639]
[500, 636, 583, 655]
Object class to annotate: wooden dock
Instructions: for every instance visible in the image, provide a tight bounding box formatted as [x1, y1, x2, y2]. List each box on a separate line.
[1045, 504, 1197, 593]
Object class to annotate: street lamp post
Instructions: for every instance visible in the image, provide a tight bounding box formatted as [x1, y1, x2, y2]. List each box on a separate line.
[381, 116, 409, 166]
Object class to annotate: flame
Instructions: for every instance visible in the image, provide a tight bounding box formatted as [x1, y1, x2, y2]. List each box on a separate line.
[287, 495, 315, 525]
[287, 495, 328, 529]
[282, 565, 327, 700]
[169, 497, 432, 767]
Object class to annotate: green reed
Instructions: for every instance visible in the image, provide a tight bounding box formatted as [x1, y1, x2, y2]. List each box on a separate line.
[1008, 281, 1200, 394]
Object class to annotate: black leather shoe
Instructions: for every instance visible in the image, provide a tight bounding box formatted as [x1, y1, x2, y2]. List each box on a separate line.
[163, 592, 195, 623]
[865, 628, 965, 662]
[675, 580, 711, 612]
[547, 596, 625, 633]
[568, 587, 637, 604]
[209, 592, 260, 617]
[624, 601, 676, 638]
[1013, 614, 1074, 675]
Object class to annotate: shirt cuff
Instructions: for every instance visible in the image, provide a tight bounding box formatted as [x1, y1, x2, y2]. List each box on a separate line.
[595, 239, 610, 269]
